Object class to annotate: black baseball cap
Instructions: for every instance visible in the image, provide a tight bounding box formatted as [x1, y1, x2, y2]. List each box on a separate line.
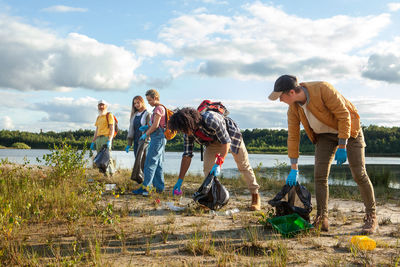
[268, 75, 298, 100]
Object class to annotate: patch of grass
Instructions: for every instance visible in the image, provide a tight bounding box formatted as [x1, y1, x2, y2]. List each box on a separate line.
[165, 212, 176, 224]
[0, 142, 105, 265]
[324, 256, 343, 267]
[141, 219, 156, 235]
[160, 224, 175, 244]
[184, 230, 215, 256]
[389, 225, 400, 238]
[378, 216, 392, 226]
[265, 240, 289, 266]
[350, 244, 374, 266]
[244, 226, 263, 247]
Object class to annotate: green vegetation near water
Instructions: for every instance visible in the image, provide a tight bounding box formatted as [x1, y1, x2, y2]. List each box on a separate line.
[1, 125, 399, 156]
[0, 143, 399, 265]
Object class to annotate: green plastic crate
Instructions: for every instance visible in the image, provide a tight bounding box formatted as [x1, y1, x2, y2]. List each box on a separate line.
[267, 213, 314, 237]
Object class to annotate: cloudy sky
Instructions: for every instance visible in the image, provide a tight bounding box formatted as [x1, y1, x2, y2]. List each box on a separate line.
[1, 0, 400, 132]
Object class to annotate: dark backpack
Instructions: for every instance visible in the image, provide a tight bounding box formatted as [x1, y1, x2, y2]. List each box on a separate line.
[197, 100, 229, 116]
[106, 112, 119, 137]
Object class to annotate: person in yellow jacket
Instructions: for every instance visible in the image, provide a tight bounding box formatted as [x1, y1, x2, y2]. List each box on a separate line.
[268, 75, 377, 234]
[90, 99, 116, 176]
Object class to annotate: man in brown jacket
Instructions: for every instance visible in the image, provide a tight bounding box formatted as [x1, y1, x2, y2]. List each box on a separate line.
[268, 75, 377, 234]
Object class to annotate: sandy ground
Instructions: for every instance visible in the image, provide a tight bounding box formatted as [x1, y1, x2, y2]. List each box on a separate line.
[17, 189, 400, 266]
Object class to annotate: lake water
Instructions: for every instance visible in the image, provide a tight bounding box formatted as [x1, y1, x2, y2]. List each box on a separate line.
[1, 149, 400, 189]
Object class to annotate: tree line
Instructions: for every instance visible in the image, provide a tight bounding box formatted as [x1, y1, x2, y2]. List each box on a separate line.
[0, 125, 399, 156]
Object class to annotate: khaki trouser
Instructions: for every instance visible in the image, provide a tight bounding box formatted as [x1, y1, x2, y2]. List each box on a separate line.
[314, 130, 376, 217]
[203, 140, 260, 194]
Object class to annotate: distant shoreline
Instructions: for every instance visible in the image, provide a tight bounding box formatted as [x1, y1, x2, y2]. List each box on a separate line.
[1, 146, 400, 157]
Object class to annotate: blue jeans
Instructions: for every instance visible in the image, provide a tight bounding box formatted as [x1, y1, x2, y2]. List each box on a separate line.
[142, 128, 166, 191]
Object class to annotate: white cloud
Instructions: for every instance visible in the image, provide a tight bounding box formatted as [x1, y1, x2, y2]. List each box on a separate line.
[153, 3, 391, 82]
[0, 91, 30, 108]
[42, 5, 88, 13]
[0, 15, 139, 91]
[32, 96, 99, 124]
[163, 59, 193, 78]
[1, 116, 14, 129]
[200, 0, 228, 4]
[180, 98, 288, 129]
[180, 97, 400, 129]
[388, 2, 400, 12]
[131, 40, 172, 58]
[193, 7, 208, 14]
[27, 96, 131, 131]
[361, 37, 400, 83]
[353, 98, 400, 126]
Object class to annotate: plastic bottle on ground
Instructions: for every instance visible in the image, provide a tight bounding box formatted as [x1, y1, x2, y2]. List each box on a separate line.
[210, 208, 240, 216]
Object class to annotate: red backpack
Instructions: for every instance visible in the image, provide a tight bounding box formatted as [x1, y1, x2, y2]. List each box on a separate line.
[197, 100, 229, 116]
[196, 100, 229, 161]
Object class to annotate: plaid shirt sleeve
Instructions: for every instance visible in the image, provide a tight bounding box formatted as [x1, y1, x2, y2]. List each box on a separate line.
[203, 112, 231, 144]
[225, 117, 242, 154]
[183, 134, 195, 158]
[202, 112, 243, 154]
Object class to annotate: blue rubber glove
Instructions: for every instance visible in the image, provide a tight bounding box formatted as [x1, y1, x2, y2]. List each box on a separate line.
[173, 178, 183, 195]
[139, 133, 147, 141]
[125, 145, 130, 153]
[286, 169, 298, 186]
[335, 148, 347, 165]
[210, 164, 221, 176]
[90, 142, 95, 150]
[106, 140, 111, 149]
[139, 125, 149, 132]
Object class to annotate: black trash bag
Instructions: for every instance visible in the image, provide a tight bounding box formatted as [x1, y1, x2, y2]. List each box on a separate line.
[93, 145, 110, 173]
[268, 183, 312, 222]
[130, 141, 148, 184]
[192, 173, 229, 210]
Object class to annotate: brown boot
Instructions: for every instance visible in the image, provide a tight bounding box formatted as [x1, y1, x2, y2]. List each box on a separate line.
[361, 213, 378, 234]
[313, 215, 329, 232]
[250, 193, 261, 211]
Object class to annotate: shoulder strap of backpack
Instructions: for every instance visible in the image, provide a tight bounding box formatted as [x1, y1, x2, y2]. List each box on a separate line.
[158, 104, 169, 122]
[106, 112, 116, 125]
[106, 112, 110, 125]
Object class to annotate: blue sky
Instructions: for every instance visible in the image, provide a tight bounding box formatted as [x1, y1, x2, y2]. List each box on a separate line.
[1, 0, 400, 132]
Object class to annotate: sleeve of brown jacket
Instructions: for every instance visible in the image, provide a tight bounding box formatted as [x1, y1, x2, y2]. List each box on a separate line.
[320, 82, 351, 140]
[287, 104, 301, 159]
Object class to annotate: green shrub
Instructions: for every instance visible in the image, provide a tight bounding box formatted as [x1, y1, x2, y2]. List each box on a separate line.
[0, 142, 101, 229]
[11, 142, 31, 149]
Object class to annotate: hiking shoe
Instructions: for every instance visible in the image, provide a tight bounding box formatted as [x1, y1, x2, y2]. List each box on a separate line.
[361, 213, 378, 234]
[250, 193, 261, 211]
[132, 186, 148, 195]
[313, 215, 329, 231]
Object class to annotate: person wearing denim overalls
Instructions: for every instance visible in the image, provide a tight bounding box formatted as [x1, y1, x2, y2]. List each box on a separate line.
[125, 96, 150, 184]
[132, 89, 167, 195]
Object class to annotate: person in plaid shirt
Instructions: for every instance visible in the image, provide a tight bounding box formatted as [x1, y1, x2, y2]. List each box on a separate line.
[168, 107, 261, 211]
